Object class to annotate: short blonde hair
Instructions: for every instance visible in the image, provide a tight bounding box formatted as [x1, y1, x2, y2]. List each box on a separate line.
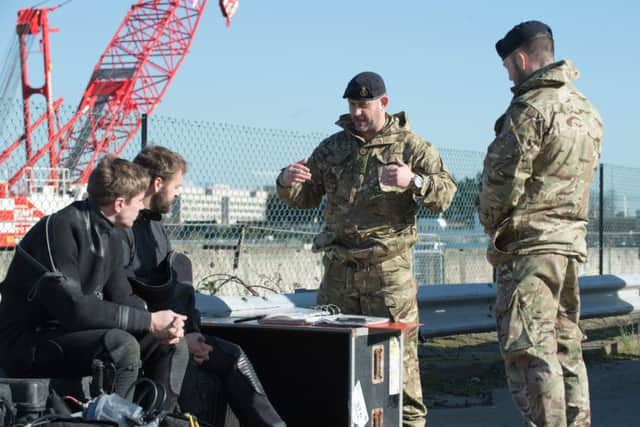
[87, 156, 150, 206]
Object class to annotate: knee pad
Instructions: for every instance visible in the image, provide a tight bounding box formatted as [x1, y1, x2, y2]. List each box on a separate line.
[101, 330, 141, 372]
[211, 337, 264, 394]
[236, 350, 264, 395]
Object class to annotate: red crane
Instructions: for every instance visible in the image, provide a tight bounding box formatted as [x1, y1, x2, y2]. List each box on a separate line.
[0, 0, 239, 247]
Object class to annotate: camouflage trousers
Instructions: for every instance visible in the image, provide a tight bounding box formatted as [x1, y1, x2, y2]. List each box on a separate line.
[495, 253, 590, 427]
[317, 250, 427, 427]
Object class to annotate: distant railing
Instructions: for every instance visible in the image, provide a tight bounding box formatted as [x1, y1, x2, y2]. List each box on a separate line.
[196, 274, 640, 338]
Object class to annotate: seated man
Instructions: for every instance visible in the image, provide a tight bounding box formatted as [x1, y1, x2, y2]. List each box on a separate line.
[0, 156, 189, 411]
[120, 145, 285, 427]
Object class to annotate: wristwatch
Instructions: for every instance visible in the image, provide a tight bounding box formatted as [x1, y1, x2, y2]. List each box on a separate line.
[411, 174, 424, 193]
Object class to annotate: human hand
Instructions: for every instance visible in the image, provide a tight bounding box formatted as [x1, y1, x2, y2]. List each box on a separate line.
[279, 159, 311, 186]
[186, 332, 213, 365]
[380, 159, 414, 190]
[150, 310, 187, 344]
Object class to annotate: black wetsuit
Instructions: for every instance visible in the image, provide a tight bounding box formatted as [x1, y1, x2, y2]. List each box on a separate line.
[0, 199, 188, 409]
[122, 209, 285, 427]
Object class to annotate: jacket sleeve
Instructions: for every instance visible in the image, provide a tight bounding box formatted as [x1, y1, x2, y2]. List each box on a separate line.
[103, 269, 150, 311]
[478, 103, 544, 232]
[173, 282, 201, 333]
[36, 217, 151, 333]
[410, 140, 457, 213]
[276, 145, 326, 209]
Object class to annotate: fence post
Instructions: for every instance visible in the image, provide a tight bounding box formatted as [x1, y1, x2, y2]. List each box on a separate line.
[599, 163, 604, 275]
[141, 113, 148, 148]
[233, 224, 246, 270]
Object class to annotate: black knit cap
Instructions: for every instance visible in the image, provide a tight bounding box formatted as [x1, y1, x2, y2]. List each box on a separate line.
[342, 71, 386, 100]
[496, 20, 553, 60]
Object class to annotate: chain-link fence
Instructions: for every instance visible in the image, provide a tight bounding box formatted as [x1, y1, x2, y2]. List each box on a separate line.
[597, 164, 640, 275]
[137, 114, 493, 293]
[1, 98, 639, 295]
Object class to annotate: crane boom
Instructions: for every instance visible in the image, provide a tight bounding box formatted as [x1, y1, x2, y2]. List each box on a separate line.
[61, 0, 209, 182]
[0, 0, 238, 247]
[1, 0, 209, 196]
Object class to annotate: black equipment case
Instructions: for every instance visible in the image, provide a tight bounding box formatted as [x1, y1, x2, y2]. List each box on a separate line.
[200, 318, 403, 427]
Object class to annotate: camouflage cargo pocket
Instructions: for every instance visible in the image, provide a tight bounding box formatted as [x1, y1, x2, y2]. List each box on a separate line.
[382, 290, 418, 324]
[317, 256, 347, 306]
[496, 289, 534, 356]
[379, 255, 418, 323]
[379, 255, 401, 276]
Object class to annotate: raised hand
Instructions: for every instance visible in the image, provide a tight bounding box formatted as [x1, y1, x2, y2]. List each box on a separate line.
[279, 159, 312, 186]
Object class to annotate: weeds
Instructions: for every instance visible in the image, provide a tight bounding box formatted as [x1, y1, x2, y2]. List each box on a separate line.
[616, 323, 640, 356]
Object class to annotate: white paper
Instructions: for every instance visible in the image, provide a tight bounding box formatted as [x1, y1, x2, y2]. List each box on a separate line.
[389, 336, 401, 395]
[352, 380, 369, 427]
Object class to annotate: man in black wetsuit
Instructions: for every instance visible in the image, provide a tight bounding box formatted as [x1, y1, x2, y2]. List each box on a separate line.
[0, 156, 189, 411]
[122, 145, 285, 427]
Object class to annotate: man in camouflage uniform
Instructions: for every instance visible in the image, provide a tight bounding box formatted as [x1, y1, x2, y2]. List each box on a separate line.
[276, 71, 457, 427]
[478, 21, 603, 427]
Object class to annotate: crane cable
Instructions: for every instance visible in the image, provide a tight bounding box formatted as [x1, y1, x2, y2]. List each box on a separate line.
[1, 0, 73, 139]
[29, 0, 52, 7]
[0, 33, 29, 141]
[0, 35, 21, 101]
[30, 0, 74, 9]
[55, 0, 74, 9]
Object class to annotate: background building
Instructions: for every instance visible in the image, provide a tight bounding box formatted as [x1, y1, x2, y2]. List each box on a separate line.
[171, 185, 269, 224]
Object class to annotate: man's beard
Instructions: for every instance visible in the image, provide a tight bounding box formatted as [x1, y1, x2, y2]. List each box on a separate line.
[512, 65, 530, 86]
[150, 192, 173, 214]
[354, 121, 372, 133]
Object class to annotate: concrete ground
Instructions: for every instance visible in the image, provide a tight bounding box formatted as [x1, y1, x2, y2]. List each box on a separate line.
[427, 359, 640, 427]
[421, 319, 640, 427]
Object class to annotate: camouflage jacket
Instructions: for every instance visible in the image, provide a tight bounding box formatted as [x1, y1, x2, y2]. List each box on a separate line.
[277, 112, 456, 259]
[479, 60, 603, 265]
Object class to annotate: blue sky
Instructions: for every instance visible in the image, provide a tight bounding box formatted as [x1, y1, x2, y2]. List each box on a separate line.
[0, 0, 638, 167]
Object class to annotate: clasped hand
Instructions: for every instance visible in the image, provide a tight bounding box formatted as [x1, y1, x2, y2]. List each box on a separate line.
[150, 310, 187, 345]
[186, 332, 213, 365]
[380, 159, 415, 189]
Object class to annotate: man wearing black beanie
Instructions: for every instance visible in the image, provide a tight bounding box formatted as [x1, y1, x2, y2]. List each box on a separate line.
[479, 20, 603, 427]
[277, 71, 457, 427]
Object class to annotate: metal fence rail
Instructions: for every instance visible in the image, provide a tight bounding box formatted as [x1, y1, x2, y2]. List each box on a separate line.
[196, 274, 640, 338]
